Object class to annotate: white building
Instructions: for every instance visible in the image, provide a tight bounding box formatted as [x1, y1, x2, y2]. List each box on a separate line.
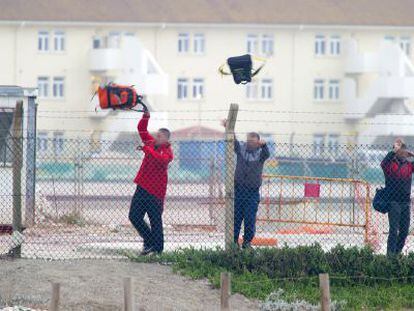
[1, 0, 414, 152]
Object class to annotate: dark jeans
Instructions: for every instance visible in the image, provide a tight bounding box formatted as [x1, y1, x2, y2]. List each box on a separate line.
[129, 186, 164, 252]
[387, 201, 411, 255]
[234, 184, 260, 244]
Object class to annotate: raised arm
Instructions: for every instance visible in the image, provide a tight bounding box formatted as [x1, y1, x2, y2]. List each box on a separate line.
[260, 142, 270, 162]
[137, 112, 154, 144]
[381, 151, 395, 174]
[142, 145, 174, 164]
[234, 136, 241, 155]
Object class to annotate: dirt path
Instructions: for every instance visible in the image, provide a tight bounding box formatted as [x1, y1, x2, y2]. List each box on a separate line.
[0, 259, 260, 311]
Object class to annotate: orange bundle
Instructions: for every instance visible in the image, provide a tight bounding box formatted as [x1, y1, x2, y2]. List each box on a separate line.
[96, 83, 146, 111]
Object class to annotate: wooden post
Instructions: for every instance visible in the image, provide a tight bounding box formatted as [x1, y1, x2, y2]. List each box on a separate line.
[319, 273, 331, 311]
[123, 277, 133, 311]
[11, 101, 23, 258]
[224, 104, 238, 250]
[49, 282, 60, 311]
[220, 272, 231, 311]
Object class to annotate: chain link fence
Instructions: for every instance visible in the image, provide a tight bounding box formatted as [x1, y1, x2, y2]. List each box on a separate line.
[0, 135, 412, 259]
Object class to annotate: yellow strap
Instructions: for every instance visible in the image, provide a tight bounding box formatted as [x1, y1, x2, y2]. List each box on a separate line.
[218, 64, 232, 76]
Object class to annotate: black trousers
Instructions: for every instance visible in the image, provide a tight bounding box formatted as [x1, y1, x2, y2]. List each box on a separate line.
[129, 186, 164, 252]
[387, 201, 411, 255]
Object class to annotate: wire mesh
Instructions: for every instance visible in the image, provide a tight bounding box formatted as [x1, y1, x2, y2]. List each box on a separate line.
[0, 132, 413, 259]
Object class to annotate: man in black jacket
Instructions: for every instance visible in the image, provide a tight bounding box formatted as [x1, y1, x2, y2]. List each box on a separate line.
[381, 138, 414, 255]
[222, 119, 271, 248]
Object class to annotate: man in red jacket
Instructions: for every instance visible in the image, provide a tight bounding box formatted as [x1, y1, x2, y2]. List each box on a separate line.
[129, 109, 173, 255]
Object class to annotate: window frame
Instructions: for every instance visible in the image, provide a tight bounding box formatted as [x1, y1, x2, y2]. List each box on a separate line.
[37, 76, 50, 98]
[400, 36, 411, 56]
[313, 79, 325, 101]
[313, 134, 325, 157]
[53, 30, 65, 52]
[53, 132, 65, 156]
[193, 33, 205, 55]
[37, 132, 49, 154]
[327, 134, 340, 157]
[38, 30, 49, 52]
[315, 35, 326, 56]
[178, 33, 190, 54]
[52, 77, 65, 99]
[329, 35, 341, 56]
[328, 79, 340, 101]
[260, 79, 273, 100]
[247, 34, 259, 54]
[261, 34, 274, 56]
[177, 78, 189, 100]
[192, 78, 204, 100]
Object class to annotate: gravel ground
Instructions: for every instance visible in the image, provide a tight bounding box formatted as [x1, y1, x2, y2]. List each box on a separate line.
[0, 259, 259, 311]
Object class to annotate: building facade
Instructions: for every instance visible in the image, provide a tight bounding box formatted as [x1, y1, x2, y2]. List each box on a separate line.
[1, 0, 414, 156]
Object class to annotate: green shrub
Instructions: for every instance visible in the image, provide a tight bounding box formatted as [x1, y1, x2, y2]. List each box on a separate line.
[128, 244, 414, 285]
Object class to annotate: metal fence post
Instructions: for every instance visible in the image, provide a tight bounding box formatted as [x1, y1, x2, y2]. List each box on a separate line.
[11, 100, 23, 258]
[25, 94, 37, 226]
[224, 104, 238, 251]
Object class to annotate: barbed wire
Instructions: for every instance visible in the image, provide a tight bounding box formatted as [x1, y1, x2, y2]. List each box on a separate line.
[4, 114, 414, 127]
[26, 108, 414, 116]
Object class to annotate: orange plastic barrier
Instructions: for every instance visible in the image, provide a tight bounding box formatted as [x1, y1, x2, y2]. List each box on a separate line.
[258, 175, 374, 245]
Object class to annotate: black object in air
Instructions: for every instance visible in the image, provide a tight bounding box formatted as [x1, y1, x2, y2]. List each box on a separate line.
[227, 54, 253, 84]
[222, 54, 265, 85]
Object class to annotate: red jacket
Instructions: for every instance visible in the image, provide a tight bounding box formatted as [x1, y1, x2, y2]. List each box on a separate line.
[134, 113, 173, 200]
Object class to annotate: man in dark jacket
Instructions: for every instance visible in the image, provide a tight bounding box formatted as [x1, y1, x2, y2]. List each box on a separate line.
[129, 109, 173, 255]
[381, 138, 413, 255]
[223, 120, 270, 248]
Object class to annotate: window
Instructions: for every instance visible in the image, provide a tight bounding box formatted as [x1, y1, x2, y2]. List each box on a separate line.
[177, 78, 189, 99]
[315, 35, 326, 55]
[313, 135, 325, 157]
[178, 33, 190, 53]
[53, 31, 65, 51]
[52, 77, 65, 98]
[37, 132, 48, 153]
[329, 36, 341, 55]
[261, 35, 274, 56]
[328, 80, 340, 100]
[193, 33, 205, 54]
[53, 132, 64, 156]
[327, 134, 339, 157]
[38, 31, 49, 51]
[246, 81, 258, 99]
[384, 35, 395, 43]
[108, 32, 121, 48]
[261, 79, 273, 100]
[247, 34, 259, 54]
[37, 77, 49, 98]
[314, 79, 325, 100]
[92, 36, 102, 49]
[246, 79, 273, 100]
[400, 37, 411, 56]
[192, 78, 204, 99]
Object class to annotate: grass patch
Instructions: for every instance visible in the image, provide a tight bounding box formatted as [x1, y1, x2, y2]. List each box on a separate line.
[126, 245, 414, 310]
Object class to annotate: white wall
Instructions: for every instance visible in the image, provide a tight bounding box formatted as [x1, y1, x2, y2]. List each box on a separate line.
[1, 22, 414, 145]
